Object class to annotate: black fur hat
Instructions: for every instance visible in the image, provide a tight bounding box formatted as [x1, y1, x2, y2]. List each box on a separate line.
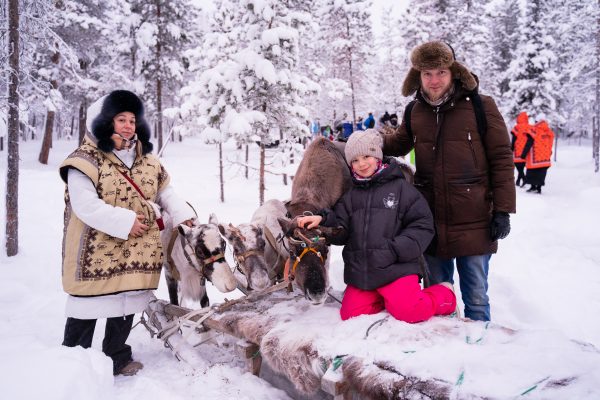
[91, 90, 153, 154]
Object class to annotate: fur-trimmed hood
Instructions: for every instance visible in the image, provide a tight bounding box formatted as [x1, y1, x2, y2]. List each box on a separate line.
[402, 41, 478, 97]
[88, 90, 153, 155]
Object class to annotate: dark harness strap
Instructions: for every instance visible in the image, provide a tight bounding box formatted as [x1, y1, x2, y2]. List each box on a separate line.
[166, 228, 181, 281]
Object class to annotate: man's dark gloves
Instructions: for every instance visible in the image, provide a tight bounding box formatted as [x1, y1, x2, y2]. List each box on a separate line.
[490, 211, 511, 241]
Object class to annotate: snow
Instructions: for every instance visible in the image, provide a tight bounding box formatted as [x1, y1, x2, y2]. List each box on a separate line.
[1, 137, 600, 399]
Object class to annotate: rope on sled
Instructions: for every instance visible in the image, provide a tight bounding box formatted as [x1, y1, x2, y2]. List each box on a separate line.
[465, 321, 490, 344]
[518, 376, 551, 396]
[137, 281, 291, 353]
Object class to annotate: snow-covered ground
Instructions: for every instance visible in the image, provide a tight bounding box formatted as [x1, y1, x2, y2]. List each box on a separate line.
[1, 136, 599, 399]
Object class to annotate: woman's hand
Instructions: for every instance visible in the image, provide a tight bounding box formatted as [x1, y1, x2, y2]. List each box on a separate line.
[297, 215, 322, 229]
[129, 214, 149, 238]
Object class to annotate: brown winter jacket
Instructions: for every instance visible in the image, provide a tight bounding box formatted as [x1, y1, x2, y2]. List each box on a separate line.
[382, 82, 516, 258]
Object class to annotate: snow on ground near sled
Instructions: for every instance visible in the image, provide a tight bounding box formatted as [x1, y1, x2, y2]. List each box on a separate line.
[1, 137, 599, 399]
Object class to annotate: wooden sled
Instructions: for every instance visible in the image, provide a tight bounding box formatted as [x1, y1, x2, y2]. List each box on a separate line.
[143, 288, 599, 400]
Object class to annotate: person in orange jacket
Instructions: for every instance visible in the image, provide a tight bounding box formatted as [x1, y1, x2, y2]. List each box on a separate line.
[520, 120, 555, 194]
[511, 112, 533, 187]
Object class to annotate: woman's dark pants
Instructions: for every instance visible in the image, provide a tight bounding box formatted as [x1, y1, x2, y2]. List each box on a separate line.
[62, 314, 134, 374]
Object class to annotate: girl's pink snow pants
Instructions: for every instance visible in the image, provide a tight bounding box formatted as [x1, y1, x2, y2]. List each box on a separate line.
[340, 274, 456, 323]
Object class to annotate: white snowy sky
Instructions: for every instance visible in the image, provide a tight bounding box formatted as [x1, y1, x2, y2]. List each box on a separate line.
[1, 134, 599, 399]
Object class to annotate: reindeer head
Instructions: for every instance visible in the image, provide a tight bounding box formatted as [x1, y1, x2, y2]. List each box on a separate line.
[212, 214, 271, 291]
[177, 221, 238, 293]
[277, 217, 331, 305]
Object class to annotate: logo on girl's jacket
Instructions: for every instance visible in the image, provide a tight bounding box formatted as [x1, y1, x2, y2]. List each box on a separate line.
[383, 193, 398, 209]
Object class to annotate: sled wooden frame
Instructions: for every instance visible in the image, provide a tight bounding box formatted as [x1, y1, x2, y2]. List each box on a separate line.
[144, 288, 357, 399]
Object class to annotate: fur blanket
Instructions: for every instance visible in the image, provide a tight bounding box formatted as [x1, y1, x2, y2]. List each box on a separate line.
[203, 292, 594, 398]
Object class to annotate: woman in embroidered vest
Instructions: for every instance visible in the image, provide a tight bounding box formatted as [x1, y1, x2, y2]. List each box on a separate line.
[59, 90, 194, 376]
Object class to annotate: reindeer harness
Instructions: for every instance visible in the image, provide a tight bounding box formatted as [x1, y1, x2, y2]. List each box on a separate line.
[166, 228, 225, 284]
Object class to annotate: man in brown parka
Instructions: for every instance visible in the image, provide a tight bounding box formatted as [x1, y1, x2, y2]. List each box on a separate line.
[381, 41, 516, 321]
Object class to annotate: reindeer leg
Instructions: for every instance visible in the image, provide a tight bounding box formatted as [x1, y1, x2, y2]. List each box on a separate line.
[200, 292, 210, 308]
[166, 275, 179, 306]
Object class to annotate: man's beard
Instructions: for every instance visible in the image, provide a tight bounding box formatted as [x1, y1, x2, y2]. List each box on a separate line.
[422, 83, 455, 106]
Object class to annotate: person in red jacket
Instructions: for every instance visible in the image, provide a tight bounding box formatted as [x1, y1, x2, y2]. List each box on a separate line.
[511, 112, 533, 187]
[521, 120, 555, 194]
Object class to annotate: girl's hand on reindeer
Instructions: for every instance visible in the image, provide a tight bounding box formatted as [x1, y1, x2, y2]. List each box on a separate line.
[297, 215, 322, 229]
[129, 214, 149, 238]
[182, 219, 194, 227]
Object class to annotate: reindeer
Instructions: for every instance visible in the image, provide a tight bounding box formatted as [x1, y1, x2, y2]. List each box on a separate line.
[216, 199, 334, 305]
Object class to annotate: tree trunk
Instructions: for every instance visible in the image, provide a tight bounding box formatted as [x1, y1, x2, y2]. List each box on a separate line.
[595, 0, 600, 173]
[156, 77, 163, 153]
[219, 142, 225, 203]
[259, 143, 265, 206]
[55, 113, 61, 141]
[6, 0, 20, 256]
[346, 18, 357, 125]
[78, 99, 87, 144]
[38, 47, 59, 164]
[69, 114, 74, 139]
[38, 110, 55, 164]
[245, 144, 249, 179]
[155, 0, 164, 154]
[31, 114, 36, 140]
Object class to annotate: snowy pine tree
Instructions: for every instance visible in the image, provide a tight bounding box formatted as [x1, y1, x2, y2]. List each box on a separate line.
[485, 0, 520, 108]
[129, 0, 199, 152]
[321, 0, 376, 124]
[374, 6, 410, 115]
[505, 0, 562, 126]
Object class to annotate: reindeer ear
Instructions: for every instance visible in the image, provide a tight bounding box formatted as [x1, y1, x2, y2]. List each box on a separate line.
[217, 223, 227, 237]
[209, 213, 219, 225]
[277, 217, 295, 236]
[178, 224, 193, 236]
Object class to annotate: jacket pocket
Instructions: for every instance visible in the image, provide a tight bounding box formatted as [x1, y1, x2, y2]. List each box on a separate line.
[447, 178, 490, 225]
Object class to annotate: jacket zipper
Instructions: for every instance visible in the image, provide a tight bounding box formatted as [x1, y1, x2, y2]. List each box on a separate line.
[467, 131, 478, 168]
[363, 189, 373, 283]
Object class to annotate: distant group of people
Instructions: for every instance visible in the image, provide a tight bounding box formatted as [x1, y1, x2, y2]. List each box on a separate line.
[309, 110, 402, 143]
[511, 111, 555, 194]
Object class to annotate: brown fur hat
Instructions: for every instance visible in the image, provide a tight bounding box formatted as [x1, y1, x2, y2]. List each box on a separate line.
[401, 41, 478, 97]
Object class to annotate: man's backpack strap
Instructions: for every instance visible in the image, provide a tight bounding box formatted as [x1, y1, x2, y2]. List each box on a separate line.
[471, 92, 487, 140]
[403, 99, 417, 143]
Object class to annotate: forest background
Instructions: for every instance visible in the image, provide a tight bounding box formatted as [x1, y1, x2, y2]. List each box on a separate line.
[2, 0, 600, 255]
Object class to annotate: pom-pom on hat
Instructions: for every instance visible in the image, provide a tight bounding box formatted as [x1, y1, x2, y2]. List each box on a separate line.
[344, 128, 383, 164]
[89, 90, 153, 154]
[401, 41, 477, 97]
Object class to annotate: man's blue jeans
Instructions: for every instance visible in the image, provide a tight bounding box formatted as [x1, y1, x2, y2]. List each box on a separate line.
[424, 254, 492, 321]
